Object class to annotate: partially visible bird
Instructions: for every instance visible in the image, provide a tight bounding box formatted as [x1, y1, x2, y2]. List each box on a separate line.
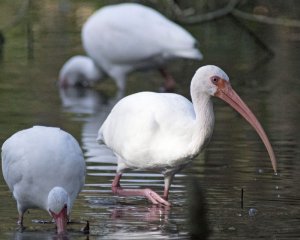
[1, 126, 86, 234]
[59, 3, 202, 92]
[59, 55, 103, 88]
[97, 65, 277, 206]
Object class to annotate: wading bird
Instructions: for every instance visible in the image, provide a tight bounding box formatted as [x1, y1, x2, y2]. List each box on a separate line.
[97, 65, 277, 206]
[1, 126, 86, 234]
[59, 3, 202, 92]
[59, 55, 103, 88]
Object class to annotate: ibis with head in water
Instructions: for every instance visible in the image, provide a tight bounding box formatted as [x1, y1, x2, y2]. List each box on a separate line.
[1, 126, 86, 233]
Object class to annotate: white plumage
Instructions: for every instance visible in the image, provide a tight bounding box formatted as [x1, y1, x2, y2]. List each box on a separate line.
[1, 126, 86, 233]
[99, 92, 210, 170]
[98, 65, 277, 206]
[59, 3, 202, 92]
[59, 56, 103, 87]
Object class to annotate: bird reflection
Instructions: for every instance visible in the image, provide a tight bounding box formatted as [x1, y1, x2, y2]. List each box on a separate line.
[59, 87, 105, 115]
[10, 231, 90, 240]
[10, 231, 72, 240]
[103, 205, 173, 239]
[59, 87, 120, 161]
[110, 205, 170, 223]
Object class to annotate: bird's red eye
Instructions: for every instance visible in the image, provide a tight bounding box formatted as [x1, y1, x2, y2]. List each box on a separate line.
[211, 76, 219, 85]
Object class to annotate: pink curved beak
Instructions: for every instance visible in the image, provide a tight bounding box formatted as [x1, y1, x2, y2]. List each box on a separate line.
[50, 204, 68, 234]
[215, 79, 277, 173]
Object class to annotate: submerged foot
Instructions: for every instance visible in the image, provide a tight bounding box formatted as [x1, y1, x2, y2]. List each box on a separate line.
[144, 188, 171, 206]
[16, 224, 25, 232]
[112, 186, 171, 206]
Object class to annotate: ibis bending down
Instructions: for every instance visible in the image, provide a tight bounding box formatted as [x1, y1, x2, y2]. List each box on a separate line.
[59, 3, 202, 92]
[59, 55, 103, 88]
[1, 126, 86, 234]
[97, 65, 277, 206]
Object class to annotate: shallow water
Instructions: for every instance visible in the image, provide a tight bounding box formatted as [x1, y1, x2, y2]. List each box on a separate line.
[0, 1, 300, 239]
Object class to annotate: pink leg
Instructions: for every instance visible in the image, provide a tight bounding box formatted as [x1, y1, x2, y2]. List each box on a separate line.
[163, 174, 174, 200]
[112, 173, 171, 206]
[159, 68, 176, 91]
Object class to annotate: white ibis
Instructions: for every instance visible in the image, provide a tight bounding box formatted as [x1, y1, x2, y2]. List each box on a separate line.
[1, 126, 86, 234]
[59, 3, 202, 92]
[59, 56, 103, 88]
[97, 65, 277, 206]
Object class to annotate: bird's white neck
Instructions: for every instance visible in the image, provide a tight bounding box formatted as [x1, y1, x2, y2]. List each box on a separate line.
[190, 92, 215, 155]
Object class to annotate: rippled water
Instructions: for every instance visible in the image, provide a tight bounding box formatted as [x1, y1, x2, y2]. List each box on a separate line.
[0, 1, 300, 239]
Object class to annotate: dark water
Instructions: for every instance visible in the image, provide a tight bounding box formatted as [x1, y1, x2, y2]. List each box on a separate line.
[0, 1, 300, 239]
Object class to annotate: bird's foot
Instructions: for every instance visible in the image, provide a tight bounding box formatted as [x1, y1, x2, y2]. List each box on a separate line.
[112, 185, 171, 206]
[16, 223, 25, 232]
[144, 188, 171, 206]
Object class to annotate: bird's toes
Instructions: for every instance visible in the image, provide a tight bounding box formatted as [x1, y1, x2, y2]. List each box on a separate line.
[144, 189, 171, 206]
[16, 225, 26, 232]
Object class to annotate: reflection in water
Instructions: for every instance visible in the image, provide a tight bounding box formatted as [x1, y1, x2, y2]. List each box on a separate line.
[9, 231, 89, 240]
[105, 205, 172, 239]
[187, 178, 209, 239]
[59, 86, 117, 175]
[59, 87, 105, 115]
[0, 31, 4, 61]
[110, 205, 170, 222]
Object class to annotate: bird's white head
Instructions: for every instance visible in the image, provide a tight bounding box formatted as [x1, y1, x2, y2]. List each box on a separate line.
[59, 55, 103, 88]
[191, 65, 277, 173]
[48, 186, 70, 234]
[191, 65, 229, 96]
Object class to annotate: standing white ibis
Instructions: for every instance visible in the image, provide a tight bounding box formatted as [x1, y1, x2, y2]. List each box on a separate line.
[97, 65, 277, 206]
[1, 126, 86, 234]
[59, 3, 202, 92]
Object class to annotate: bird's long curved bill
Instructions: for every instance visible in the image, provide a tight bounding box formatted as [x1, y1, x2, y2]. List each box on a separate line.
[50, 207, 68, 234]
[215, 80, 277, 173]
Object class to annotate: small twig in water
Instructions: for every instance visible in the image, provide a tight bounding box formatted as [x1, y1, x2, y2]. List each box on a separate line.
[241, 188, 244, 209]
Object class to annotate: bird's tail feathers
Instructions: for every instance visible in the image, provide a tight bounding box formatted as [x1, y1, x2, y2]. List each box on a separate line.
[173, 49, 203, 60]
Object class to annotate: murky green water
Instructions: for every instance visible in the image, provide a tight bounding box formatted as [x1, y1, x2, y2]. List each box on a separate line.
[0, 1, 299, 239]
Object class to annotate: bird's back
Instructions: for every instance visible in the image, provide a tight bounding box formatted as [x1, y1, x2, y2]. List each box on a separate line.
[1, 126, 85, 211]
